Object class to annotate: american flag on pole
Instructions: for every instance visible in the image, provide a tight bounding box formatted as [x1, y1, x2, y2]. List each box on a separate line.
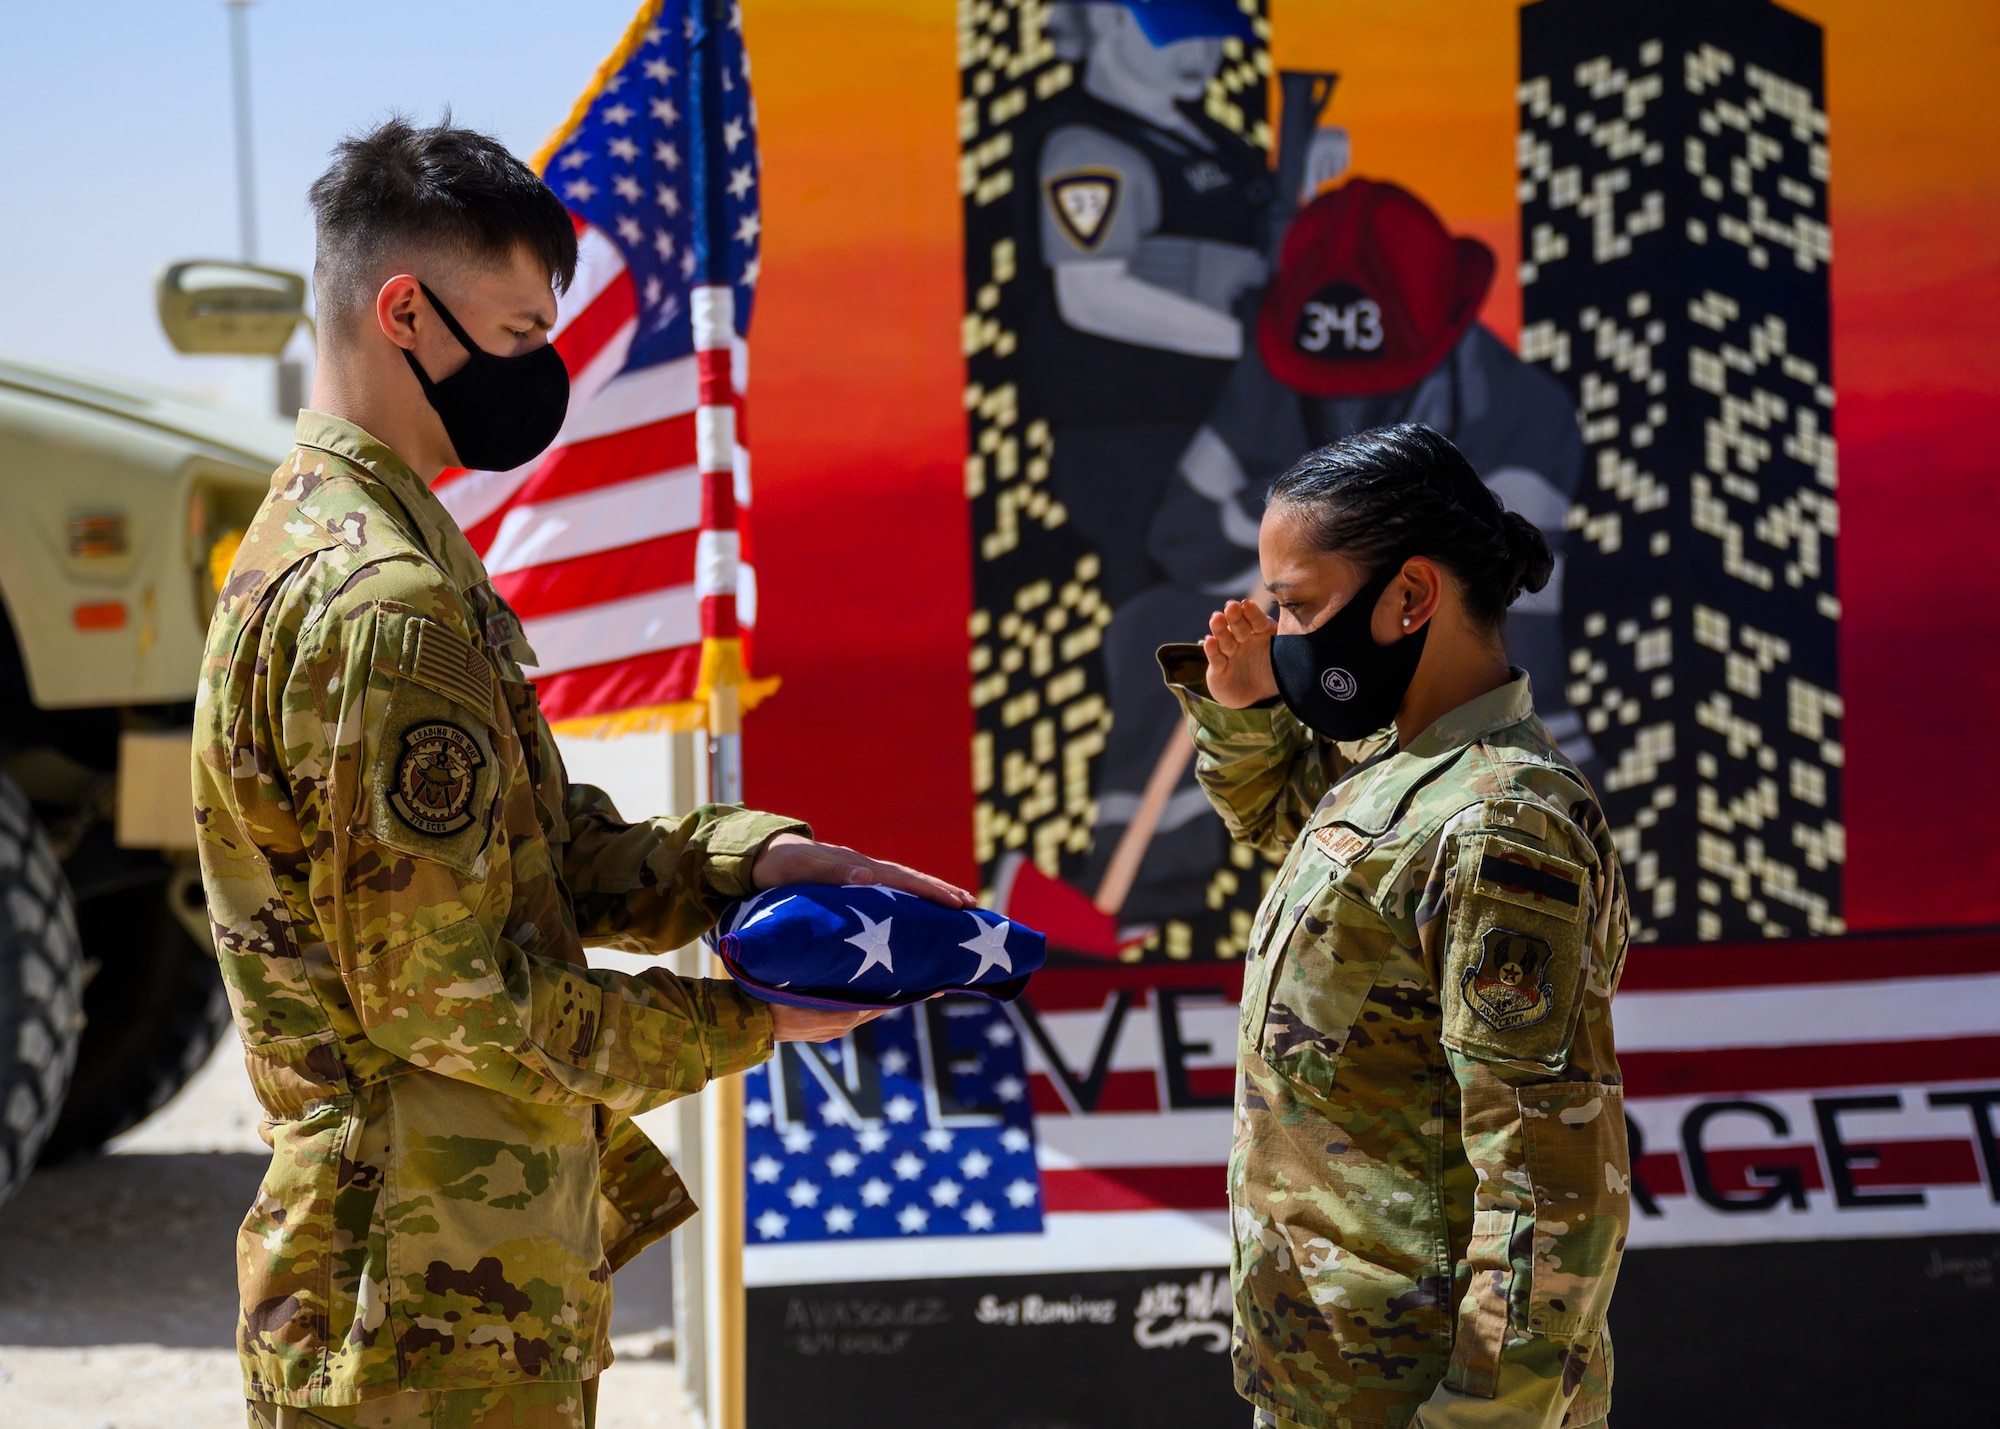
[431, 0, 773, 732]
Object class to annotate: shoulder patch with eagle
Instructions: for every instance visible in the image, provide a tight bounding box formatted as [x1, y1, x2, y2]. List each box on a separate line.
[391, 722, 486, 836]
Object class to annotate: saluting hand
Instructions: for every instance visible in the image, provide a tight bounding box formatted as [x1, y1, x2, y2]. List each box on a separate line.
[1204, 599, 1280, 709]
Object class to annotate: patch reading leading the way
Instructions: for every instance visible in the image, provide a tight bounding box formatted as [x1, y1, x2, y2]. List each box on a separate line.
[1461, 927, 1557, 1031]
[390, 722, 487, 836]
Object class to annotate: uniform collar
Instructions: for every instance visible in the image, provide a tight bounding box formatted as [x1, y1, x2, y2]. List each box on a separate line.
[1319, 673, 1538, 835]
[291, 409, 491, 596]
[1402, 670, 1536, 759]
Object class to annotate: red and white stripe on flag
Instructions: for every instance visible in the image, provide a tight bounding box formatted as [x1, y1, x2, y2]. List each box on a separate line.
[431, 222, 775, 731]
[1009, 929, 2000, 1254]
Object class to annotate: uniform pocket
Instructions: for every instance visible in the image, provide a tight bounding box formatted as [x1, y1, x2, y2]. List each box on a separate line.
[382, 1073, 603, 1385]
[1256, 886, 1397, 1103]
[356, 676, 502, 879]
[1520, 1081, 1629, 1339]
[1443, 832, 1593, 1073]
[238, 1096, 355, 1389]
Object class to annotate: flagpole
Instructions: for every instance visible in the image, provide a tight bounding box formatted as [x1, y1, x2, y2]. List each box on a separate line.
[690, 0, 749, 1423]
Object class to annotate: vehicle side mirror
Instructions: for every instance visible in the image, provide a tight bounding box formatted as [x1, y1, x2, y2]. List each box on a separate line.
[156, 260, 310, 357]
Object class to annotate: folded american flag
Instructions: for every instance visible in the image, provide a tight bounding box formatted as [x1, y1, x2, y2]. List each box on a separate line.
[710, 885, 1046, 1009]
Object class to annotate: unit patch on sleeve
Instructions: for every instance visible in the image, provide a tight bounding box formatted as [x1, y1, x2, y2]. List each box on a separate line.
[391, 722, 487, 836]
[1047, 171, 1121, 251]
[1462, 927, 1557, 1031]
[1443, 830, 1594, 1070]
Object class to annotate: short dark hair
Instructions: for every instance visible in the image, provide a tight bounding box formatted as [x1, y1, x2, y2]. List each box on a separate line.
[307, 114, 577, 338]
[1268, 423, 1554, 629]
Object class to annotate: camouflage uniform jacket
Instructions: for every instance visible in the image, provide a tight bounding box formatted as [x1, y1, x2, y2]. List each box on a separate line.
[194, 411, 799, 1407]
[1161, 649, 1631, 1429]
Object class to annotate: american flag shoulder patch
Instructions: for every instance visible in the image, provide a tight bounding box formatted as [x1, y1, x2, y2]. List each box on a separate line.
[397, 618, 497, 721]
[1467, 832, 1587, 923]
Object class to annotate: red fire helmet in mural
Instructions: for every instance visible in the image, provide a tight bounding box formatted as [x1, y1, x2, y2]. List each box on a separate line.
[1258, 176, 1495, 397]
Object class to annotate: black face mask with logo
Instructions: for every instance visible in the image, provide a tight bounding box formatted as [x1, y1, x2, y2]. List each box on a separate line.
[1268, 560, 1429, 743]
[403, 282, 570, 473]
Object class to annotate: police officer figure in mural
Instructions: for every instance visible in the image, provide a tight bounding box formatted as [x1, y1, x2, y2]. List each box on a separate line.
[194, 119, 971, 1428]
[1162, 424, 1630, 1427]
[1146, 174, 1598, 788]
[1023, 1, 1343, 916]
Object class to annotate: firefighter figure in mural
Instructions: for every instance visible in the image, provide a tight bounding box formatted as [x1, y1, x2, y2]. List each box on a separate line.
[1018, 5, 1591, 931]
[1147, 175, 1596, 796]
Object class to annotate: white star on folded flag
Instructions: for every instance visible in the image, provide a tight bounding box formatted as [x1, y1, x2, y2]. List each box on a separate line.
[844, 906, 896, 982]
[958, 912, 1016, 982]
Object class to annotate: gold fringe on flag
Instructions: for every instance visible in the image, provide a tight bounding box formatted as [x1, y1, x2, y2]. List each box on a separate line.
[547, 638, 781, 739]
[529, 0, 668, 177]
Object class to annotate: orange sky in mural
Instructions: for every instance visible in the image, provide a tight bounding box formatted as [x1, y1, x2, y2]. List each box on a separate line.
[739, 0, 977, 882]
[734, 0, 2000, 918]
[1269, 0, 2000, 390]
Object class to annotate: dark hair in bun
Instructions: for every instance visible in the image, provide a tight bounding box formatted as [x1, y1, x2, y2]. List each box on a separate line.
[1267, 423, 1554, 630]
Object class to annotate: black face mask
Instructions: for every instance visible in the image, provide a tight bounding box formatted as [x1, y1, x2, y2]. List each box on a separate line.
[1269, 561, 1429, 742]
[403, 282, 569, 473]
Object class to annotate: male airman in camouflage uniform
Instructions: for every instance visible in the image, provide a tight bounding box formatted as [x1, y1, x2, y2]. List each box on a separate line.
[1161, 650, 1630, 1428]
[197, 119, 962, 1428]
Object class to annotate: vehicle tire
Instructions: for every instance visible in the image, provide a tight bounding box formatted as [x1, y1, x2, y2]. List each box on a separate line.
[0, 769, 84, 1205]
[36, 870, 232, 1163]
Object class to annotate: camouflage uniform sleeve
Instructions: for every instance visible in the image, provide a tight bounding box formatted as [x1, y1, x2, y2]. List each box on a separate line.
[1157, 643, 1355, 855]
[559, 778, 809, 953]
[1413, 811, 1630, 1428]
[290, 565, 773, 1114]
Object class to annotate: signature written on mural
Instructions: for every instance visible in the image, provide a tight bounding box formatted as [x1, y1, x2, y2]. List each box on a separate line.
[1132, 1269, 1231, 1352]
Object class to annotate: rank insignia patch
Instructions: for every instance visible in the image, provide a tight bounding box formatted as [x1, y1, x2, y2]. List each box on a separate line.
[1047, 172, 1120, 251]
[390, 721, 486, 836]
[1473, 843, 1585, 921]
[1462, 926, 1557, 1031]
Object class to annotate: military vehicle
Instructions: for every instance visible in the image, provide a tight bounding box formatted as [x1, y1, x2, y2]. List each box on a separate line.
[0, 260, 307, 1205]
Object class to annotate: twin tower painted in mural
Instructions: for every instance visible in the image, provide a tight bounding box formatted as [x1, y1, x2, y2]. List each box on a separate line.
[958, 0, 1840, 955]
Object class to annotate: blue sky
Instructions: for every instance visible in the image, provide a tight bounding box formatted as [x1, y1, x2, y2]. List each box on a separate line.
[0, 0, 640, 402]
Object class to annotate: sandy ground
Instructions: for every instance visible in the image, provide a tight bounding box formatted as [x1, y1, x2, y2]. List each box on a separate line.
[0, 1037, 695, 1429]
